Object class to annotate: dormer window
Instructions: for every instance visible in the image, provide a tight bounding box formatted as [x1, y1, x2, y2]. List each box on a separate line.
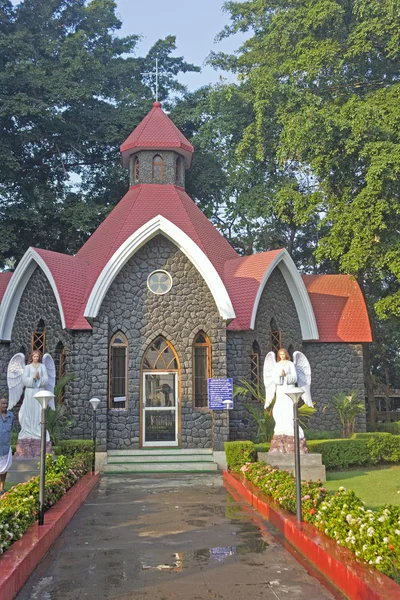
[134, 156, 139, 182]
[152, 155, 163, 181]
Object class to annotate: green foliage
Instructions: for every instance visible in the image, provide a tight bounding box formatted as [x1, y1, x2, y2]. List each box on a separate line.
[306, 430, 341, 440]
[242, 461, 328, 523]
[368, 434, 400, 464]
[374, 422, 400, 435]
[240, 461, 400, 581]
[233, 379, 275, 442]
[224, 441, 256, 472]
[308, 434, 400, 469]
[57, 439, 93, 456]
[46, 373, 75, 445]
[0, 453, 91, 555]
[323, 390, 365, 438]
[0, 0, 199, 267]
[254, 443, 270, 453]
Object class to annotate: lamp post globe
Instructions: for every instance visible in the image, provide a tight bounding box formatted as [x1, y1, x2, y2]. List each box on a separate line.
[89, 398, 100, 472]
[34, 390, 55, 526]
[285, 387, 305, 523]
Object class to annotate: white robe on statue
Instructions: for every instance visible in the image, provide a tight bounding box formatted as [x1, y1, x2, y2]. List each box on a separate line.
[272, 360, 305, 438]
[20, 363, 49, 441]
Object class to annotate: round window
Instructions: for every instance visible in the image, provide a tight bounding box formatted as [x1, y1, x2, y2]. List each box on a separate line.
[147, 270, 172, 295]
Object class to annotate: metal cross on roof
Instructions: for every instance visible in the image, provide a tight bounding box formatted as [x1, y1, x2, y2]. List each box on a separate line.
[141, 58, 160, 102]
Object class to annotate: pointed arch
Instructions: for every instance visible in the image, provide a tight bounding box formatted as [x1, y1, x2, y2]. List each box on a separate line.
[250, 249, 318, 341]
[84, 215, 236, 321]
[152, 154, 163, 181]
[0, 248, 65, 341]
[141, 336, 179, 371]
[193, 330, 211, 408]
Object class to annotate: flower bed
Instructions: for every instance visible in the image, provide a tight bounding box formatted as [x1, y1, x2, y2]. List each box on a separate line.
[241, 461, 400, 582]
[0, 453, 91, 556]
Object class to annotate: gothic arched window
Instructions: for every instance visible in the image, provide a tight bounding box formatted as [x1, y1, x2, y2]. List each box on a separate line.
[270, 318, 281, 357]
[32, 319, 46, 355]
[152, 155, 163, 181]
[193, 331, 211, 408]
[109, 332, 128, 409]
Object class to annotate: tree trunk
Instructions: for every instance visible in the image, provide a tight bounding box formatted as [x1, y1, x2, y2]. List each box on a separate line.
[363, 343, 377, 430]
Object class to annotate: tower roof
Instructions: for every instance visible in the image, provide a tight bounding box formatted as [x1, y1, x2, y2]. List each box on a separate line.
[120, 102, 194, 168]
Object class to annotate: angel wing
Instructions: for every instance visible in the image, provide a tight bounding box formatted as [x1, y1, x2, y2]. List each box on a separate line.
[293, 351, 313, 407]
[42, 353, 56, 410]
[263, 351, 276, 409]
[7, 353, 25, 410]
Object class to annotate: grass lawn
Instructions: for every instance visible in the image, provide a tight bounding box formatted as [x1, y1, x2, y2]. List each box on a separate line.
[325, 465, 400, 510]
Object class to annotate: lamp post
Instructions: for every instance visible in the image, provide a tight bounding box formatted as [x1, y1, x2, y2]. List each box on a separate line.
[34, 390, 55, 526]
[89, 398, 100, 472]
[285, 387, 306, 523]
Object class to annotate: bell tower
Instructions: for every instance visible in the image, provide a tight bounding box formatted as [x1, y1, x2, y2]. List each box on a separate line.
[120, 102, 194, 189]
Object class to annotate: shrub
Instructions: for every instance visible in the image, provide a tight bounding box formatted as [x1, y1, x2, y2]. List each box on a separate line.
[58, 440, 93, 455]
[323, 390, 365, 438]
[0, 453, 91, 555]
[308, 439, 371, 469]
[254, 443, 270, 453]
[374, 422, 400, 435]
[240, 461, 328, 524]
[367, 434, 400, 464]
[308, 435, 400, 469]
[239, 462, 400, 581]
[306, 430, 341, 440]
[225, 441, 256, 472]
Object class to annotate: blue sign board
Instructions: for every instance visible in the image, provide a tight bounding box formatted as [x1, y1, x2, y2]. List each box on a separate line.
[208, 378, 233, 410]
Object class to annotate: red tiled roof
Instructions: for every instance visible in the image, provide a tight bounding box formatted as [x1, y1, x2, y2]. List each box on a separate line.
[302, 274, 372, 342]
[33, 249, 92, 330]
[0, 272, 12, 303]
[120, 102, 194, 161]
[77, 184, 238, 303]
[224, 250, 284, 330]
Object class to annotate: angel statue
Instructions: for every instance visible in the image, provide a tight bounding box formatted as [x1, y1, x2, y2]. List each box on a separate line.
[263, 348, 312, 445]
[7, 351, 55, 449]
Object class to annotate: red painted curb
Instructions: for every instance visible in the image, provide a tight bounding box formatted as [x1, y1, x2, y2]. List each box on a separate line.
[0, 472, 100, 600]
[223, 470, 400, 600]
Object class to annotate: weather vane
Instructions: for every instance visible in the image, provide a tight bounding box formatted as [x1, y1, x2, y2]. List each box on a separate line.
[142, 58, 160, 102]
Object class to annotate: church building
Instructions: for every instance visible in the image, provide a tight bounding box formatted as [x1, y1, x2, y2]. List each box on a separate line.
[0, 102, 372, 452]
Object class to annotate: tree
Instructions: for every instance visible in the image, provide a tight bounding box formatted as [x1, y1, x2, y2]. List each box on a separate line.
[0, 0, 199, 266]
[211, 0, 400, 421]
[213, 0, 400, 314]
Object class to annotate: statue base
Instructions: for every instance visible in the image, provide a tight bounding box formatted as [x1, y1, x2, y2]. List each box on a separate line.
[269, 434, 308, 454]
[259, 451, 326, 482]
[14, 438, 53, 458]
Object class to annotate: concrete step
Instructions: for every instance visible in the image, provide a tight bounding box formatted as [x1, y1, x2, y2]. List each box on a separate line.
[103, 461, 219, 474]
[107, 448, 213, 456]
[107, 454, 215, 464]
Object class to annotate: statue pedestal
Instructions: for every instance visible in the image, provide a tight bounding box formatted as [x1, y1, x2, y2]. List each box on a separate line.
[269, 434, 308, 454]
[258, 451, 326, 482]
[14, 438, 53, 458]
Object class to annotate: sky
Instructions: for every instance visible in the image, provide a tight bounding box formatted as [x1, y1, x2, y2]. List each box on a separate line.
[115, 0, 248, 91]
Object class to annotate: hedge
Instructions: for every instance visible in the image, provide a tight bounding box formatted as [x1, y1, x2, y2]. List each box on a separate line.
[224, 441, 256, 472]
[308, 434, 400, 469]
[57, 440, 94, 455]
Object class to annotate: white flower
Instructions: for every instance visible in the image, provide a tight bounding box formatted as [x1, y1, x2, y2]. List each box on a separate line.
[346, 514, 352, 524]
[383, 537, 388, 544]
[363, 544, 368, 551]
[367, 527, 375, 537]
[378, 516, 385, 523]
[395, 529, 400, 535]
[376, 556, 383, 564]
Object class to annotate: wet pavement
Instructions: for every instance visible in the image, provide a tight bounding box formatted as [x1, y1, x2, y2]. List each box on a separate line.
[16, 474, 338, 600]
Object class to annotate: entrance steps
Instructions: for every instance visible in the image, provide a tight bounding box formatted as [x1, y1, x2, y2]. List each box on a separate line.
[103, 448, 219, 474]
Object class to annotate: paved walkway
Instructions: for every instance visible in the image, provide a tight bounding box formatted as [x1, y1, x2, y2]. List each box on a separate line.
[16, 474, 338, 600]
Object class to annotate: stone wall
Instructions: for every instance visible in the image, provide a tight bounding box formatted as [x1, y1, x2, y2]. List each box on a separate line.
[129, 150, 185, 187]
[67, 234, 228, 451]
[227, 267, 303, 441]
[304, 342, 366, 432]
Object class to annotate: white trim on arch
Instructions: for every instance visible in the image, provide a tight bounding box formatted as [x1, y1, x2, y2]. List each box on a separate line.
[250, 249, 319, 341]
[0, 248, 66, 341]
[84, 215, 236, 320]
